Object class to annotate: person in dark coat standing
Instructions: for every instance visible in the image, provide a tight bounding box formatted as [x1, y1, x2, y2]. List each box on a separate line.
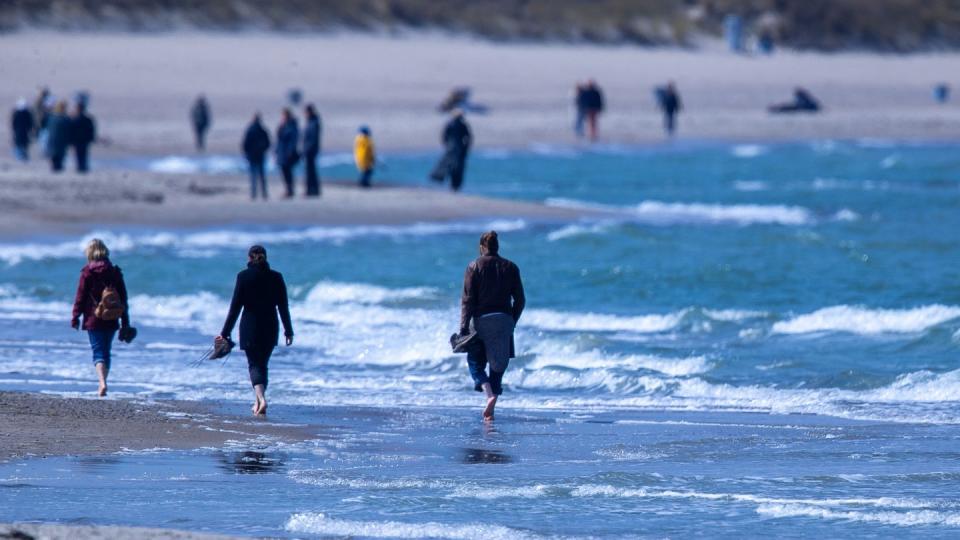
[70, 102, 96, 173]
[191, 95, 211, 152]
[302, 104, 322, 197]
[275, 108, 300, 198]
[218, 245, 293, 416]
[45, 101, 71, 172]
[242, 113, 271, 200]
[71, 239, 131, 397]
[582, 79, 604, 142]
[573, 82, 588, 138]
[655, 81, 682, 136]
[430, 110, 473, 191]
[458, 231, 525, 421]
[11, 99, 33, 161]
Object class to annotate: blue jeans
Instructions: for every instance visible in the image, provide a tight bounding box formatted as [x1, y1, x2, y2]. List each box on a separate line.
[88, 329, 116, 369]
[467, 346, 506, 395]
[249, 161, 267, 199]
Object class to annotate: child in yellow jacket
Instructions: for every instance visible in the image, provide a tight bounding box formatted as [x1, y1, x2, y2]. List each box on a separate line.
[354, 126, 375, 188]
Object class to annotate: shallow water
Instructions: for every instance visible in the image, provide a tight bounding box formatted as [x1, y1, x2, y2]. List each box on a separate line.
[2, 140, 960, 537]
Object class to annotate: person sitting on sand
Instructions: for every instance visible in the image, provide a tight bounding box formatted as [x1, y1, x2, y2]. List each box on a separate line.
[459, 231, 525, 421]
[217, 245, 293, 416]
[768, 87, 821, 114]
[354, 125, 375, 188]
[71, 239, 132, 397]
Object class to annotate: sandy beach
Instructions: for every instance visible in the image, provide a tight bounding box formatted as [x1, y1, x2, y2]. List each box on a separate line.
[2, 29, 960, 540]
[1, 31, 958, 161]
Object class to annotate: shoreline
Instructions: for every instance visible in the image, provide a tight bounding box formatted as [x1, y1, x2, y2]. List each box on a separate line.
[0, 391, 318, 463]
[0, 523, 245, 540]
[0, 158, 596, 242]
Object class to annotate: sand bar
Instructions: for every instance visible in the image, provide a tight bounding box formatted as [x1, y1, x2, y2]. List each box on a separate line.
[0, 391, 317, 462]
[0, 523, 245, 540]
[0, 158, 592, 240]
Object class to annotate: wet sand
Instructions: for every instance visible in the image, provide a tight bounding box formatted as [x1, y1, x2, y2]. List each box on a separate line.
[0, 391, 316, 462]
[0, 158, 590, 240]
[0, 523, 244, 540]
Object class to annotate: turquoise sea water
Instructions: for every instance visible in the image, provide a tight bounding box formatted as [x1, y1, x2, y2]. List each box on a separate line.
[2, 140, 960, 537]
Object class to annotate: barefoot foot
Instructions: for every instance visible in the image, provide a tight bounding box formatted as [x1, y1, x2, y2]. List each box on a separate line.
[482, 396, 497, 421]
[255, 399, 267, 416]
[98, 384, 107, 397]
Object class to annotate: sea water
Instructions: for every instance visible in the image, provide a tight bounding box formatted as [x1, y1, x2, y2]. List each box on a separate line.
[2, 140, 960, 538]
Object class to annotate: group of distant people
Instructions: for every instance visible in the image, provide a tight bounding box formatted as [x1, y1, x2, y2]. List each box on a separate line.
[232, 100, 324, 200]
[229, 97, 472, 197]
[570, 79, 832, 140]
[10, 87, 97, 173]
[574, 79, 682, 140]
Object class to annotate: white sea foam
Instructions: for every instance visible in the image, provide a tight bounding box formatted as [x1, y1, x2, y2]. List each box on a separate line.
[733, 180, 769, 192]
[731, 144, 767, 158]
[546, 222, 616, 242]
[523, 341, 710, 376]
[832, 208, 860, 222]
[304, 281, 437, 305]
[772, 305, 960, 335]
[632, 201, 811, 226]
[285, 513, 537, 539]
[545, 198, 813, 226]
[0, 220, 528, 265]
[702, 309, 768, 322]
[572, 485, 937, 509]
[756, 503, 960, 527]
[148, 155, 244, 174]
[523, 308, 684, 333]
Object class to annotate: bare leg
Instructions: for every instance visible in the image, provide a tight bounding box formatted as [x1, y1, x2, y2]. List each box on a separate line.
[481, 382, 497, 421]
[95, 362, 108, 397]
[253, 384, 267, 416]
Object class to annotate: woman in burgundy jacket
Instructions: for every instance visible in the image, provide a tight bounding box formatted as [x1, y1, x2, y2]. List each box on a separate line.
[71, 238, 131, 397]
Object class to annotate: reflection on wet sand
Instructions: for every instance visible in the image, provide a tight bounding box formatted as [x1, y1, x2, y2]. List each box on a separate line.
[459, 448, 512, 464]
[217, 451, 285, 474]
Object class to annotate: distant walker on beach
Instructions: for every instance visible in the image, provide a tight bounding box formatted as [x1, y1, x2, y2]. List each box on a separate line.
[354, 125, 375, 188]
[655, 81, 682, 136]
[71, 239, 133, 397]
[430, 110, 472, 191]
[581, 80, 604, 142]
[191, 95, 211, 151]
[458, 231, 525, 421]
[217, 245, 294, 416]
[303, 103, 322, 197]
[276, 108, 300, 198]
[242, 113, 271, 200]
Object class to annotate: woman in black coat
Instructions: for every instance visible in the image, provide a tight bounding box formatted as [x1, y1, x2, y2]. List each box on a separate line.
[217, 245, 293, 415]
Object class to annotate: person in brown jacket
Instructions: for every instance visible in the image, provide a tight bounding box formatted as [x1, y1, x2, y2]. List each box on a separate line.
[459, 231, 525, 421]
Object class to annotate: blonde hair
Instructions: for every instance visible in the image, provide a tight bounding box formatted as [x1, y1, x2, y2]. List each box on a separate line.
[85, 238, 109, 261]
